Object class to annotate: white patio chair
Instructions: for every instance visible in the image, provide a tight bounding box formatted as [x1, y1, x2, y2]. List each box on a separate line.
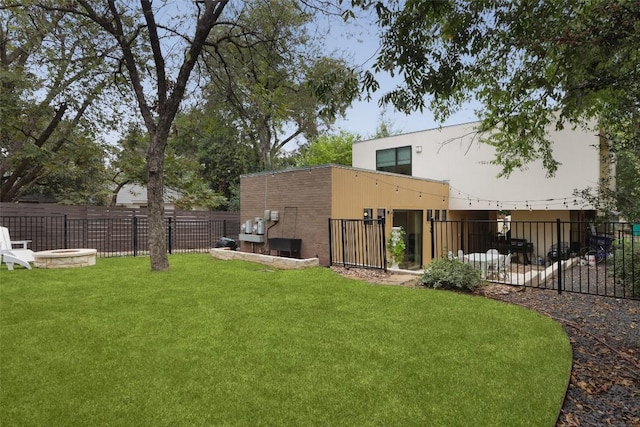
[485, 249, 500, 278]
[498, 253, 512, 281]
[0, 227, 34, 270]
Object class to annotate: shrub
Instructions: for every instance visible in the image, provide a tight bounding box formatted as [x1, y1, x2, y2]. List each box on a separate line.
[421, 258, 483, 292]
[612, 239, 640, 297]
[387, 226, 406, 267]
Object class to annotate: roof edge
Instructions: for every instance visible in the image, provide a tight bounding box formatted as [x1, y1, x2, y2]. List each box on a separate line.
[240, 164, 449, 185]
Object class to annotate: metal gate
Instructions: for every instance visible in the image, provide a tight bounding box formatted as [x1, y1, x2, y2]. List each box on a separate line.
[328, 218, 387, 270]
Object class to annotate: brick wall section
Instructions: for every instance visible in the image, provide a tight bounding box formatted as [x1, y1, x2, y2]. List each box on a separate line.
[240, 167, 333, 265]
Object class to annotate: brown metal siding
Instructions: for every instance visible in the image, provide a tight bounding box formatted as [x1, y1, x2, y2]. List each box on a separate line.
[331, 168, 449, 263]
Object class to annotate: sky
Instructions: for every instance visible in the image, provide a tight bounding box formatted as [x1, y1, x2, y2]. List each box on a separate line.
[106, 4, 479, 147]
[322, 12, 479, 139]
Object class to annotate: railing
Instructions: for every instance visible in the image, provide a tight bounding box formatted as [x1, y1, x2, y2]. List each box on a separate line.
[431, 219, 639, 300]
[329, 218, 387, 270]
[0, 215, 240, 257]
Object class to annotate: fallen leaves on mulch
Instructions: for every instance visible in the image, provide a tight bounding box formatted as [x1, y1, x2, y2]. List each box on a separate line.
[332, 267, 640, 426]
[330, 266, 393, 283]
[480, 286, 640, 427]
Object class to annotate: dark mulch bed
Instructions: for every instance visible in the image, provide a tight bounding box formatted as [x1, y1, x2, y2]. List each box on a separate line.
[481, 286, 640, 426]
[332, 267, 640, 426]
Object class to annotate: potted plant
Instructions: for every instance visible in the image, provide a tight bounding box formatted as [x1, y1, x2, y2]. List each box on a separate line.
[387, 226, 406, 269]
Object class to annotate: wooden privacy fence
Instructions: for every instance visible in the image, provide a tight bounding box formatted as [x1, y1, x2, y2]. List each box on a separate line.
[0, 203, 240, 257]
[329, 218, 387, 270]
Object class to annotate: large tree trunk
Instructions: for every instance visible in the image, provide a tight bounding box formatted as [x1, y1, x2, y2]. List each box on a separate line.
[60, 0, 229, 271]
[146, 133, 169, 271]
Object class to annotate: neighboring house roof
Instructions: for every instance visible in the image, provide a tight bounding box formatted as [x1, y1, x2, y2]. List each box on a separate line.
[352, 120, 603, 211]
[115, 183, 181, 208]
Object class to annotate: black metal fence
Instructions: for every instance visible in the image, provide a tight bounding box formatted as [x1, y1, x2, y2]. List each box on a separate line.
[431, 219, 639, 300]
[1, 215, 241, 257]
[329, 218, 387, 270]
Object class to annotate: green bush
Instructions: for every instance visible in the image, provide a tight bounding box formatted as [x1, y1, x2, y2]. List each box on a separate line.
[612, 239, 640, 297]
[387, 226, 406, 267]
[421, 258, 483, 292]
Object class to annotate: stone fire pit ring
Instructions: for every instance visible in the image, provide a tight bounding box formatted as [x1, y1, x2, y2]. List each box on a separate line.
[33, 248, 97, 269]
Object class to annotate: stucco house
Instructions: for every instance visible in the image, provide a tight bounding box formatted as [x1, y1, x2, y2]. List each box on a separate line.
[239, 120, 611, 269]
[352, 120, 605, 216]
[352, 120, 610, 263]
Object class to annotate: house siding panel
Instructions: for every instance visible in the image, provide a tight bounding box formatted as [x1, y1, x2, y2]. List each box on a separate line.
[331, 168, 449, 262]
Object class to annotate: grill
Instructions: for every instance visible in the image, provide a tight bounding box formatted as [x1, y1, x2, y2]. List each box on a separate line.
[268, 237, 302, 258]
[509, 238, 534, 264]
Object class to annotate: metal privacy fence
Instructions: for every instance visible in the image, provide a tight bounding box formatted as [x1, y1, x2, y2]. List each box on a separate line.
[1, 213, 241, 257]
[329, 218, 387, 270]
[431, 219, 639, 300]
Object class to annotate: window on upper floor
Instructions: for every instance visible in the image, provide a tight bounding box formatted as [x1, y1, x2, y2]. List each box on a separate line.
[376, 146, 412, 175]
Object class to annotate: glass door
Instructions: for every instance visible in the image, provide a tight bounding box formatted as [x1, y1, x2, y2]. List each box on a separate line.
[392, 210, 423, 270]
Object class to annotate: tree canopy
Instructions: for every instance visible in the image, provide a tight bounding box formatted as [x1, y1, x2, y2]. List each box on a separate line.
[168, 109, 257, 210]
[201, 0, 359, 170]
[361, 0, 639, 220]
[0, 5, 116, 203]
[1, 1, 363, 270]
[2, 0, 232, 271]
[295, 131, 359, 167]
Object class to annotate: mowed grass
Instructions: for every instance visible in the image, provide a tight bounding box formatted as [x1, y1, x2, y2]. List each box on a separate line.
[0, 254, 571, 426]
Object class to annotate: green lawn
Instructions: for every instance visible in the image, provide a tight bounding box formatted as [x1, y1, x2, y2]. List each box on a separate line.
[0, 254, 571, 426]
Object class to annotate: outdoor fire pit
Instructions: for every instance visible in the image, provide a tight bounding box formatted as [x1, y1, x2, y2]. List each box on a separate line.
[33, 248, 97, 269]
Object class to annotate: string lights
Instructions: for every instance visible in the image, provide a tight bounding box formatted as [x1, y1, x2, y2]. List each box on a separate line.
[349, 172, 586, 210]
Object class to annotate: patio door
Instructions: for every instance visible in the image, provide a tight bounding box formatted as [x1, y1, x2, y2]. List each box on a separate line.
[392, 210, 423, 270]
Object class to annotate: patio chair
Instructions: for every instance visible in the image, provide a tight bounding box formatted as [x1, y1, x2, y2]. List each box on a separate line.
[0, 226, 34, 270]
[485, 249, 500, 278]
[497, 253, 512, 281]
